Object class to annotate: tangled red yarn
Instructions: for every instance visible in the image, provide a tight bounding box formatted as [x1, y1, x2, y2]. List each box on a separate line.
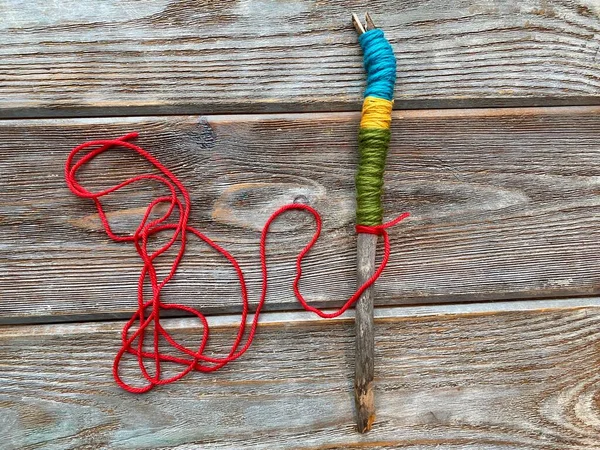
[65, 132, 409, 393]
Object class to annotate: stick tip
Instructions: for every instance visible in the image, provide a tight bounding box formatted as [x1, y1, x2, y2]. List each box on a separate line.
[355, 382, 376, 433]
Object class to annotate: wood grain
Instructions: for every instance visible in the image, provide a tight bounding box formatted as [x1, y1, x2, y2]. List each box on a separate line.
[0, 106, 599, 323]
[2, 300, 600, 449]
[2, 0, 600, 118]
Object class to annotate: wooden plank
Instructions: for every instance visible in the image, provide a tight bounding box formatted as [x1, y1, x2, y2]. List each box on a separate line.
[2, 0, 600, 118]
[2, 299, 600, 449]
[1, 106, 599, 323]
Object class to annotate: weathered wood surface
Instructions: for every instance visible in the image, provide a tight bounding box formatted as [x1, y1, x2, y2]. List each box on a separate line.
[2, 298, 600, 449]
[1, 106, 599, 323]
[2, 0, 600, 118]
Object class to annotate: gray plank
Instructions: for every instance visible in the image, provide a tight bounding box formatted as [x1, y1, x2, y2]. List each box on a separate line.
[2, 299, 600, 449]
[2, 0, 600, 118]
[1, 106, 599, 323]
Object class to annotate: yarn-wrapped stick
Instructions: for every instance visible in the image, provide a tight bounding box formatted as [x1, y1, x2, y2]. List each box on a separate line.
[352, 13, 397, 433]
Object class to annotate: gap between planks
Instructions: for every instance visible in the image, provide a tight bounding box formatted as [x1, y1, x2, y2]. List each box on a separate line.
[2, 97, 600, 121]
[2, 104, 600, 124]
[2, 297, 599, 337]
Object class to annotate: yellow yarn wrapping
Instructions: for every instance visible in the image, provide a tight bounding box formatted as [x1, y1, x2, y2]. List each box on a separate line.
[359, 96, 393, 130]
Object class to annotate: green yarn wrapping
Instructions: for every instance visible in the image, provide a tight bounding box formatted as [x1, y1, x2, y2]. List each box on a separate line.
[355, 127, 391, 226]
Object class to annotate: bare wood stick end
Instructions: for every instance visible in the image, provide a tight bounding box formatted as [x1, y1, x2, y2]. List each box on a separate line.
[354, 233, 378, 432]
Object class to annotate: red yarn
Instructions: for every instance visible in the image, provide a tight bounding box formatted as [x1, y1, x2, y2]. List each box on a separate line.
[65, 132, 409, 393]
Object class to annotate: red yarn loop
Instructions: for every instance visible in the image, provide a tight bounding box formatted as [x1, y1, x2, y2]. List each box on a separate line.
[65, 133, 409, 393]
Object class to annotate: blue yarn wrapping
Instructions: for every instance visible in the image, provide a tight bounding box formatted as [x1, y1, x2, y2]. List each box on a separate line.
[358, 29, 396, 101]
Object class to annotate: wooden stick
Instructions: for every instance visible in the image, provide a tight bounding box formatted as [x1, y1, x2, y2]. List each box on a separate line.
[354, 232, 377, 432]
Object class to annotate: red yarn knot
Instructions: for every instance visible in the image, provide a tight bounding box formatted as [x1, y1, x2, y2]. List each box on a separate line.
[65, 133, 410, 393]
[355, 212, 410, 235]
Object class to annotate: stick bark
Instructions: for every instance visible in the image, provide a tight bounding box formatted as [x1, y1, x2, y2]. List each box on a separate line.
[354, 232, 377, 432]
